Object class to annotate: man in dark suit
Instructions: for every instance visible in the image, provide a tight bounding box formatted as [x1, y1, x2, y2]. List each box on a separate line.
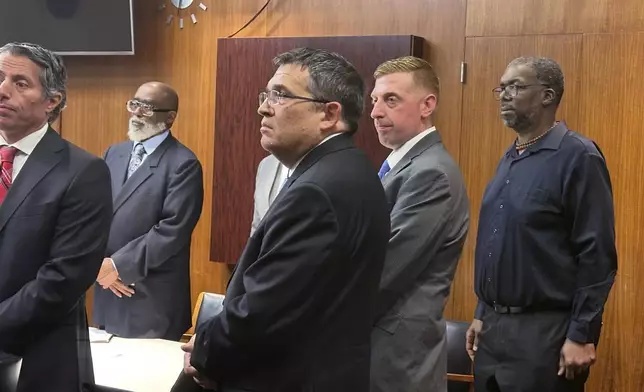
[92, 81, 204, 341]
[369, 56, 470, 392]
[179, 47, 391, 392]
[0, 42, 112, 392]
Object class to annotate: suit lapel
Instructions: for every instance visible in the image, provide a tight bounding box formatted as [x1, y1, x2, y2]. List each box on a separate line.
[112, 135, 176, 214]
[110, 141, 132, 200]
[0, 128, 64, 234]
[382, 131, 442, 188]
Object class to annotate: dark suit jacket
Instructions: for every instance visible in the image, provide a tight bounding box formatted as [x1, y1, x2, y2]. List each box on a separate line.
[92, 133, 204, 340]
[0, 128, 113, 392]
[370, 131, 470, 392]
[188, 133, 390, 392]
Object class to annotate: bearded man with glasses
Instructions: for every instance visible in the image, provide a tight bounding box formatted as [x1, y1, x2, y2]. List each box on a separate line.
[92, 81, 204, 342]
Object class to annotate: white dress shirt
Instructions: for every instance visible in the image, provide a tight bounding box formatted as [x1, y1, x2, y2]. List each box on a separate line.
[0, 122, 49, 181]
[133, 130, 170, 162]
[384, 126, 436, 172]
[269, 162, 289, 204]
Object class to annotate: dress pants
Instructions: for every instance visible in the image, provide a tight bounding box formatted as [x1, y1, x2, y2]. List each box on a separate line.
[474, 304, 590, 392]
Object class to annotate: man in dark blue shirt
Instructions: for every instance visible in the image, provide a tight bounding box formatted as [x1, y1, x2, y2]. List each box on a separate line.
[466, 57, 617, 392]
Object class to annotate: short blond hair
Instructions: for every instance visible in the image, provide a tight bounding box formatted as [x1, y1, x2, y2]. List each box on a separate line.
[374, 56, 440, 98]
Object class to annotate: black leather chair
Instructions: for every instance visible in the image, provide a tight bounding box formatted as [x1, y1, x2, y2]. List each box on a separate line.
[194, 292, 225, 330]
[0, 355, 21, 392]
[446, 320, 474, 392]
[171, 292, 225, 392]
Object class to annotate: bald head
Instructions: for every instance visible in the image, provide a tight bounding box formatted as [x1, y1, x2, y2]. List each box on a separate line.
[136, 81, 179, 112]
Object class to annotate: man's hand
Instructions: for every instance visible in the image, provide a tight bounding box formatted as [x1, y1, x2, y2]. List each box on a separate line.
[466, 319, 483, 361]
[97, 258, 119, 288]
[181, 334, 217, 389]
[108, 280, 135, 298]
[558, 339, 596, 380]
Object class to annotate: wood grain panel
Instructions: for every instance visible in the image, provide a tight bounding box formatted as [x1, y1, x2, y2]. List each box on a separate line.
[268, 0, 467, 159]
[452, 35, 583, 321]
[211, 35, 422, 263]
[576, 32, 644, 391]
[466, 0, 644, 37]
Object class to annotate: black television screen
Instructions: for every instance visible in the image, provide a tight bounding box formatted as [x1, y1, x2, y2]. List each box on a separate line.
[0, 0, 134, 55]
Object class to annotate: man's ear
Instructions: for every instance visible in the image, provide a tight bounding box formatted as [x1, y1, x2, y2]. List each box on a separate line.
[166, 111, 177, 126]
[542, 88, 556, 106]
[320, 102, 343, 131]
[420, 93, 437, 119]
[45, 93, 63, 116]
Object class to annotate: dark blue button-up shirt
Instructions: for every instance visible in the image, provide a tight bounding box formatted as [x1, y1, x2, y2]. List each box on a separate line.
[474, 122, 617, 344]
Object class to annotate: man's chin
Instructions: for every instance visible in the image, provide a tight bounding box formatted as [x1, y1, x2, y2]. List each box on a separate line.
[128, 127, 163, 142]
[127, 129, 146, 142]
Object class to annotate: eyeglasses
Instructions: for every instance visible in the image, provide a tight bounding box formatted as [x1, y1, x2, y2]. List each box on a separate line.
[492, 84, 549, 100]
[126, 99, 175, 117]
[258, 89, 330, 108]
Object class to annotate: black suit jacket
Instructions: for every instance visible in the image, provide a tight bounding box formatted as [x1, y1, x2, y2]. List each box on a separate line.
[0, 128, 113, 392]
[92, 133, 204, 340]
[188, 133, 391, 392]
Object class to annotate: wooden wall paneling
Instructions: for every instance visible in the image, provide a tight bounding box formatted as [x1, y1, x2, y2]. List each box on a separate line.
[576, 32, 644, 391]
[452, 35, 583, 321]
[466, 0, 644, 37]
[267, 0, 467, 160]
[210, 35, 423, 264]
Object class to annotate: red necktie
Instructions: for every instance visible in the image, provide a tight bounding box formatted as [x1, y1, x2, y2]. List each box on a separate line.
[0, 146, 18, 205]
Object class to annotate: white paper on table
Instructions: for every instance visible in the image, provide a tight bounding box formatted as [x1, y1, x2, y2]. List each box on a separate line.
[89, 327, 114, 343]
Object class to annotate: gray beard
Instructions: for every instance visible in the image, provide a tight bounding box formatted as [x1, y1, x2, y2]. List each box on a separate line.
[128, 119, 166, 142]
[502, 111, 535, 133]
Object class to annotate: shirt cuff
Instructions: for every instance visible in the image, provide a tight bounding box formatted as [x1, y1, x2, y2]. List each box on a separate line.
[474, 300, 486, 320]
[566, 319, 590, 344]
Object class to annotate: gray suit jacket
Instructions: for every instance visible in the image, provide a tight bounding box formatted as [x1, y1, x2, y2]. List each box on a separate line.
[92, 133, 204, 340]
[370, 131, 470, 392]
[250, 154, 283, 236]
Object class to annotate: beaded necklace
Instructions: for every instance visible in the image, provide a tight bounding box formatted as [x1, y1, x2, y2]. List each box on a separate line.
[515, 122, 558, 151]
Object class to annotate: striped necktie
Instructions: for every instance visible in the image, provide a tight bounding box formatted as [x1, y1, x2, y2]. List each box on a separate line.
[127, 143, 146, 179]
[0, 146, 18, 205]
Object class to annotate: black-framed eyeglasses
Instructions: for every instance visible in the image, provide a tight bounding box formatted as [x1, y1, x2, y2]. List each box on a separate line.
[126, 99, 176, 117]
[492, 84, 549, 100]
[258, 89, 330, 107]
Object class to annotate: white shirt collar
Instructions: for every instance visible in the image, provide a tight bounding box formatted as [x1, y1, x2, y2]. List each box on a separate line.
[134, 129, 169, 156]
[287, 132, 343, 177]
[385, 126, 436, 171]
[0, 122, 49, 155]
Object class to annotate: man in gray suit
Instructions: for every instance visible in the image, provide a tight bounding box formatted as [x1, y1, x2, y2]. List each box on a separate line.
[369, 56, 470, 392]
[93, 81, 204, 340]
[250, 154, 287, 236]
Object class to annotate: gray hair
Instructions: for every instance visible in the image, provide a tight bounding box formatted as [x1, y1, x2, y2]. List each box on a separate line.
[273, 48, 365, 134]
[508, 56, 564, 106]
[0, 42, 67, 122]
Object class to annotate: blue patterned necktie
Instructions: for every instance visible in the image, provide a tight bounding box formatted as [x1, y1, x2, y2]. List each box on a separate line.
[378, 160, 391, 179]
[127, 143, 146, 179]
